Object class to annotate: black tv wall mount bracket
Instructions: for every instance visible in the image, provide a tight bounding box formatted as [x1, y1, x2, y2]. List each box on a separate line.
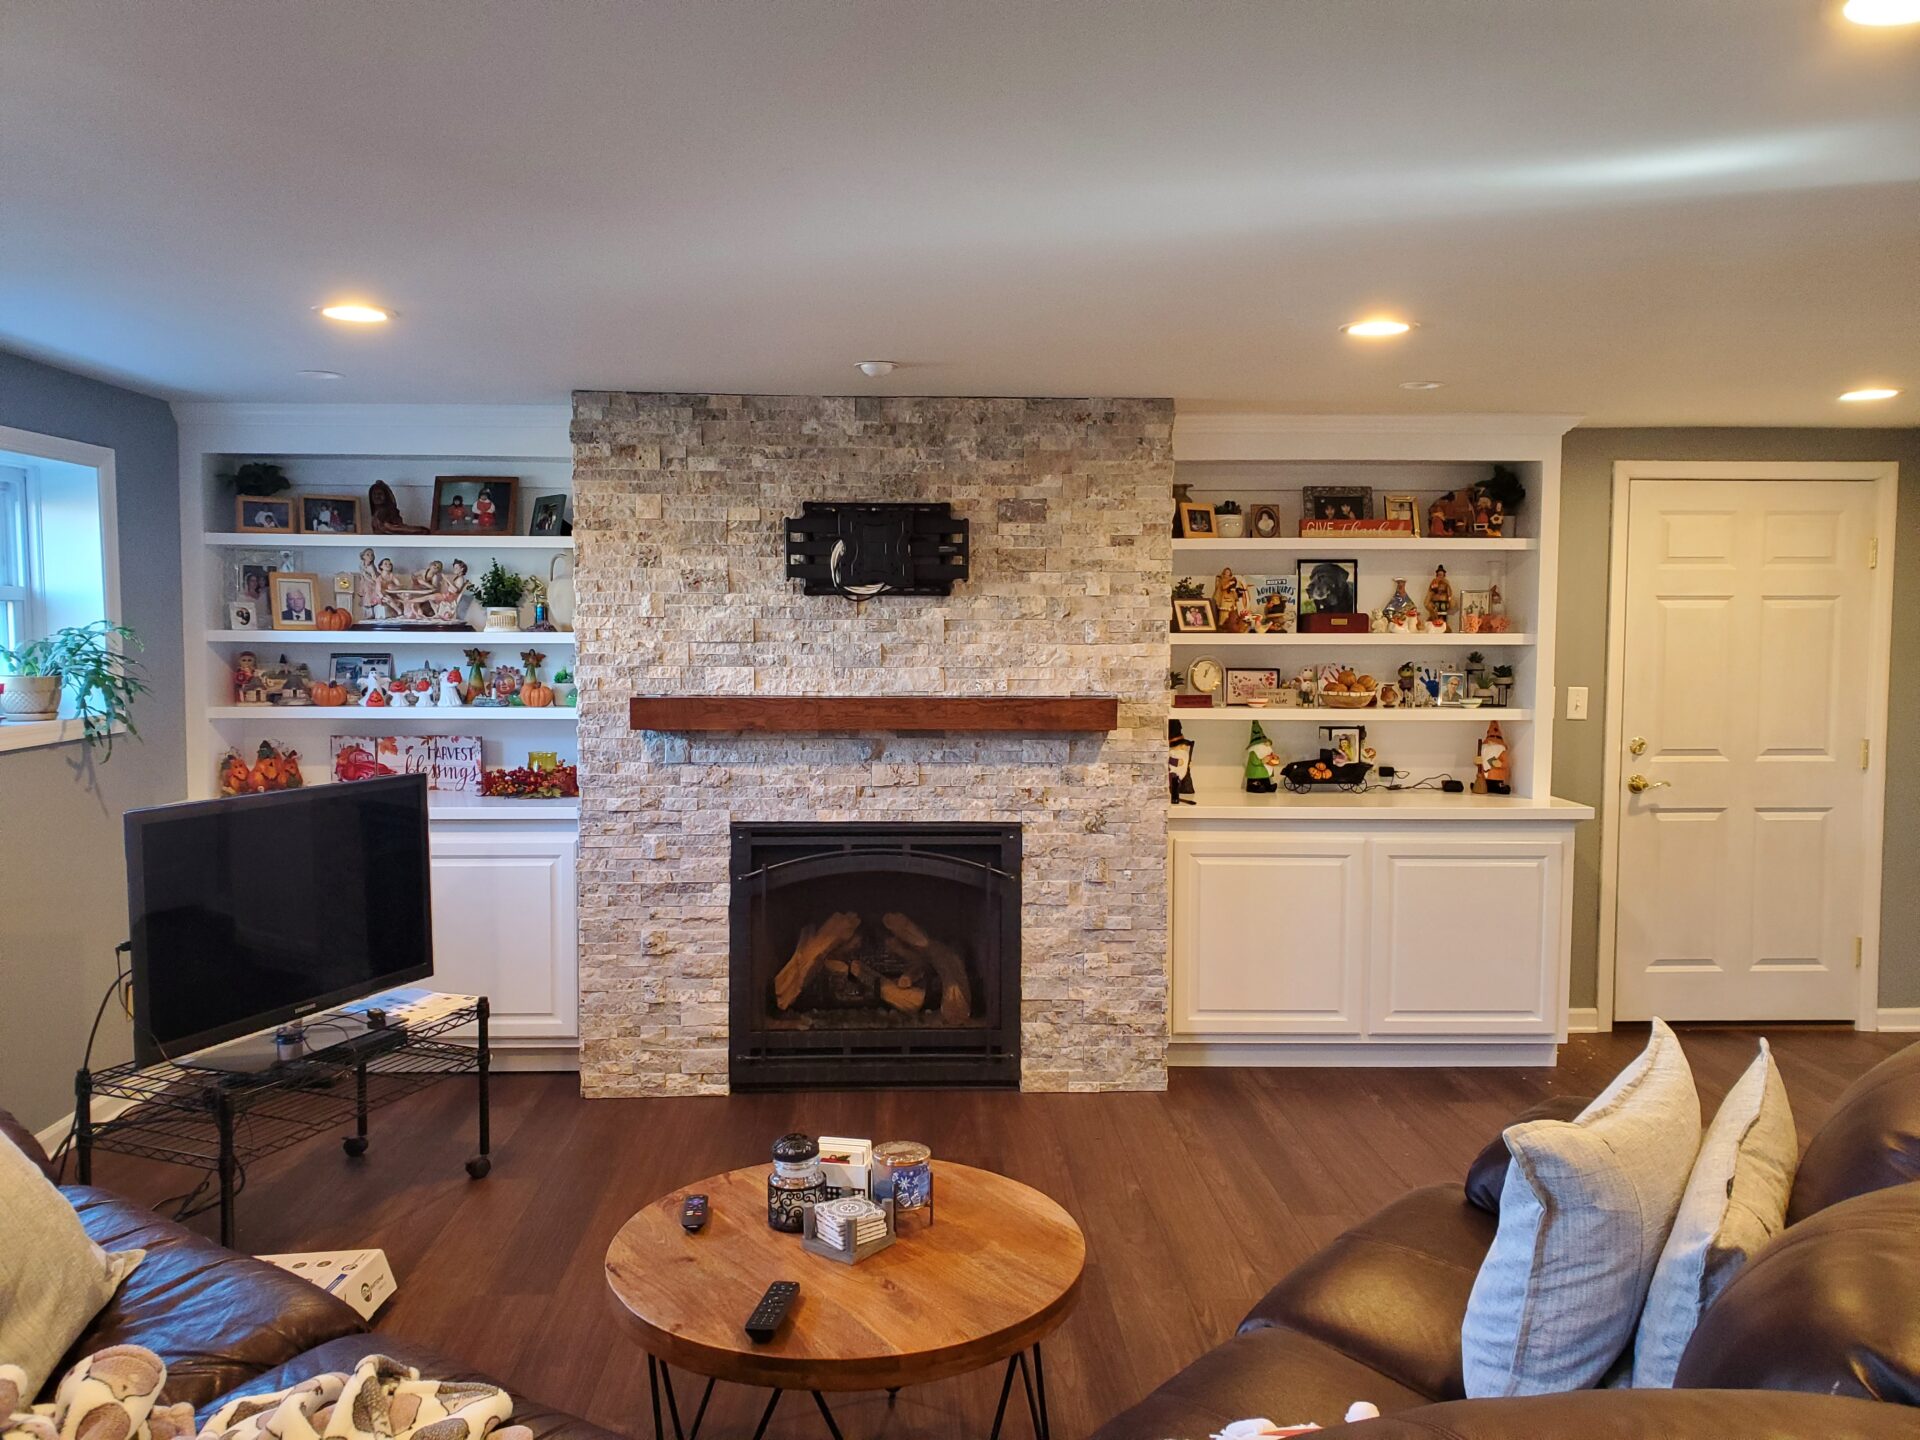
[783, 502, 970, 598]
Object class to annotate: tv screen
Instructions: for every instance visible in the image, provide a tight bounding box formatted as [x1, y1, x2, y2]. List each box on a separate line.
[127, 775, 433, 1064]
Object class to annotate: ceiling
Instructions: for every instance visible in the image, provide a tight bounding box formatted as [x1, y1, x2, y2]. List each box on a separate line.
[3, 1, 1917, 424]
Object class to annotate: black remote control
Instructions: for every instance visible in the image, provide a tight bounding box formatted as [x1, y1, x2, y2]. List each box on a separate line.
[744, 1280, 798, 1342]
[680, 1194, 709, 1232]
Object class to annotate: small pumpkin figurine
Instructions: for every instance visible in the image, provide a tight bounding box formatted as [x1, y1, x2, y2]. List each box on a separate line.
[309, 679, 348, 706]
[251, 741, 282, 792]
[218, 750, 252, 796]
[318, 605, 353, 631]
[281, 749, 305, 788]
[519, 649, 554, 708]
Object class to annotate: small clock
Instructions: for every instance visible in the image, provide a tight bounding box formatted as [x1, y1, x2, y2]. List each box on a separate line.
[1187, 657, 1224, 695]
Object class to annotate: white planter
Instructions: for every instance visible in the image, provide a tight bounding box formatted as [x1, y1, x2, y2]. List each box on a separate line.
[0, 674, 62, 722]
[1216, 513, 1246, 537]
[483, 607, 521, 633]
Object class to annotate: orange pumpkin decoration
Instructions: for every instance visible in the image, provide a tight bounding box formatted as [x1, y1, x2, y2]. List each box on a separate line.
[520, 678, 554, 708]
[318, 606, 352, 631]
[309, 680, 348, 706]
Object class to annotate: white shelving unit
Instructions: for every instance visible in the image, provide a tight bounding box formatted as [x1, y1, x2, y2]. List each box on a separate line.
[175, 404, 583, 1069]
[1164, 415, 1593, 1067]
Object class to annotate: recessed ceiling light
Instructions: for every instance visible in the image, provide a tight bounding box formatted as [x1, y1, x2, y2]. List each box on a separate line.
[856, 360, 896, 377]
[1341, 318, 1415, 338]
[317, 303, 392, 324]
[297, 369, 344, 381]
[1838, 387, 1901, 402]
[1843, 0, 1920, 26]
[1399, 380, 1445, 391]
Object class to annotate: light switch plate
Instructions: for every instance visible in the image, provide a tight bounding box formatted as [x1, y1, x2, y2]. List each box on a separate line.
[1566, 686, 1589, 721]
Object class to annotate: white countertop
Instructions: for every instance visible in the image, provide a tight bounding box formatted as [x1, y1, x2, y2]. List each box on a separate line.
[1169, 791, 1594, 823]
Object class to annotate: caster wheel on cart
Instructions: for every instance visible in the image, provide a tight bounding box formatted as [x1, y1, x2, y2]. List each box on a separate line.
[465, 1155, 492, 1179]
[342, 1136, 368, 1158]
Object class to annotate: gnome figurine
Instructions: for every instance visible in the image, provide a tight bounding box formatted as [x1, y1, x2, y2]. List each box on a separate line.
[1244, 720, 1280, 794]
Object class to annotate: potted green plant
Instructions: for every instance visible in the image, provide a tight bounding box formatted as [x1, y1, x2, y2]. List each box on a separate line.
[0, 621, 148, 756]
[475, 560, 527, 632]
[552, 666, 577, 707]
[1466, 650, 1492, 697]
[1214, 499, 1245, 538]
[1491, 663, 1515, 708]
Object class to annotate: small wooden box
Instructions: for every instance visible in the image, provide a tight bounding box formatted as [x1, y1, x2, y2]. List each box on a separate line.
[800, 1198, 896, 1265]
[1298, 612, 1370, 633]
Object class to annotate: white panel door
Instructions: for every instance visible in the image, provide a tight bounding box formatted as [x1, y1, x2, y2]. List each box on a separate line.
[429, 831, 579, 1042]
[1171, 832, 1366, 1035]
[1368, 837, 1563, 1035]
[1615, 480, 1875, 1021]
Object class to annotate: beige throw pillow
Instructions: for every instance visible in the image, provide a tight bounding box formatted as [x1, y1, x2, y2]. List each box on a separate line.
[0, 1130, 144, 1397]
[1629, 1038, 1796, 1387]
[1461, 1018, 1702, 1396]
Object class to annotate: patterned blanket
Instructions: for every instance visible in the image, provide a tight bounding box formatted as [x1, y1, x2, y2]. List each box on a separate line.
[2, 1348, 530, 1440]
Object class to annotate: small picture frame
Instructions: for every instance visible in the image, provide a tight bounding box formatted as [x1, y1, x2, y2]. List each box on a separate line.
[1224, 667, 1280, 706]
[235, 496, 294, 533]
[432, 476, 519, 536]
[1296, 557, 1359, 616]
[269, 571, 322, 630]
[329, 652, 394, 689]
[297, 493, 361, 534]
[1246, 503, 1284, 539]
[1171, 597, 1219, 632]
[1177, 502, 1217, 538]
[1382, 493, 1420, 535]
[1437, 670, 1468, 707]
[229, 550, 281, 603]
[1459, 589, 1492, 632]
[226, 600, 260, 631]
[1301, 486, 1372, 522]
[1320, 725, 1365, 765]
[528, 493, 572, 536]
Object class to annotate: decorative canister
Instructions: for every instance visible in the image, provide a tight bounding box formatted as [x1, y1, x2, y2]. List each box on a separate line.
[767, 1132, 828, 1233]
[872, 1141, 933, 1232]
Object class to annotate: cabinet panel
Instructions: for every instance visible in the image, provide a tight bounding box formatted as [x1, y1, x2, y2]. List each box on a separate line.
[1172, 833, 1366, 1035]
[1368, 837, 1563, 1035]
[429, 831, 578, 1042]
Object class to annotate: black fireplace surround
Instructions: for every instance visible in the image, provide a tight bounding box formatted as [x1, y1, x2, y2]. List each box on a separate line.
[729, 822, 1021, 1090]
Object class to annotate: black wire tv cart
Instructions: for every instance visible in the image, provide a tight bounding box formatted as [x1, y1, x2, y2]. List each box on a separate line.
[74, 997, 491, 1246]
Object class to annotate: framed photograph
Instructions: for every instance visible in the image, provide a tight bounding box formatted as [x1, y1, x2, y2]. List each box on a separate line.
[226, 600, 260, 631]
[235, 496, 295, 533]
[1302, 485, 1372, 522]
[1460, 588, 1492, 626]
[1246, 503, 1284, 539]
[1171, 597, 1218, 633]
[432, 475, 519, 535]
[1320, 724, 1365, 765]
[297, 493, 361, 534]
[268, 571, 321, 630]
[1382, 493, 1420, 535]
[329, 652, 394, 690]
[1224, 667, 1281, 706]
[528, 493, 572, 536]
[1176, 502, 1217, 538]
[1297, 558, 1359, 616]
[1437, 670, 1468, 707]
[229, 549, 282, 603]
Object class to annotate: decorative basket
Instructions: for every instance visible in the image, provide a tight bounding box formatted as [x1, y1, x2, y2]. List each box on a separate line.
[1317, 690, 1377, 709]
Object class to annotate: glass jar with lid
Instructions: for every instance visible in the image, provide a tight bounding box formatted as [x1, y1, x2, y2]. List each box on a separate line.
[767, 1131, 828, 1233]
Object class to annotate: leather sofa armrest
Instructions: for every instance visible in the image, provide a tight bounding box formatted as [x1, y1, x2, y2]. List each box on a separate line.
[1317, 1389, 1916, 1438]
[2, 1107, 60, 1182]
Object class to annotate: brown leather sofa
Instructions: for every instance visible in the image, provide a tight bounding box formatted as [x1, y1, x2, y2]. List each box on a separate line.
[0, 1113, 617, 1440]
[1093, 1042, 1920, 1439]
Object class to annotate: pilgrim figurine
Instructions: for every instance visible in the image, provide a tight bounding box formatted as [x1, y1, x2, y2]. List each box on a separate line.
[1426, 564, 1454, 628]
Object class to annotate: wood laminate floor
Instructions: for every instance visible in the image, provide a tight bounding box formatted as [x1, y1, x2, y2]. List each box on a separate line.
[88, 1027, 1910, 1440]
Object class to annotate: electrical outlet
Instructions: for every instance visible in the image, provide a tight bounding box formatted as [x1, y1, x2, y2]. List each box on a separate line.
[1566, 686, 1589, 721]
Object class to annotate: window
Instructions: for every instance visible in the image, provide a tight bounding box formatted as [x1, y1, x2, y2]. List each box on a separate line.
[0, 465, 30, 654]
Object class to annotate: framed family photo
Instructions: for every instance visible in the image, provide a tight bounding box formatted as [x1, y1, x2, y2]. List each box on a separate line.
[1171, 597, 1218, 632]
[432, 475, 519, 535]
[1382, 493, 1421, 534]
[269, 571, 321, 630]
[1301, 486, 1372, 521]
[528, 493, 571, 536]
[297, 493, 361, 534]
[235, 496, 295, 533]
[1177, 502, 1217, 538]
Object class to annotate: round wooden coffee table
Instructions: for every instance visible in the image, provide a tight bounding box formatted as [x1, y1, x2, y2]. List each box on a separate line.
[605, 1161, 1084, 1440]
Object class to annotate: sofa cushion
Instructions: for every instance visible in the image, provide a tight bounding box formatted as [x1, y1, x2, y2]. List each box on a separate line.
[1461, 1019, 1702, 1397]
[1673, 1181, 1920, 1404]
[58, 1186, 366, 1410]
[1086, 1324, 1429, 1440]
[208, 1334, 629, 1440]
[1, 1126, 145, 1398]
[1324, 1389, 1919, 1438]
[1631, 1038, 1797, 1388]
[1462, 1096, 1588, 1214]
[1787, 1040, 1920, 1224]
[1241, 1184, 1496, 1401]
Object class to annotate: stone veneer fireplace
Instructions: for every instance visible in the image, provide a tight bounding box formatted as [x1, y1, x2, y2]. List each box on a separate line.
[572, 392, 1173, 1095]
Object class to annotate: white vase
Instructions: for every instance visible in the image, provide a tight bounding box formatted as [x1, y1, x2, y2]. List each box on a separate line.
[484, 607, 521, 633]
[1216, 513, 1246, 537]
[0, 674, 62, 722]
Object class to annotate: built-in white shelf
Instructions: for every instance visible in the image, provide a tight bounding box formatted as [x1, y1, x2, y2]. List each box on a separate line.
[204, 532, 573, 550]
[205, 629, 574, 646]
[1170, 631, 1535, 648]
[1174, 537, 1537, 565]
[1169, 706, 1531, 723]
[206, 706, 577, 723]
[1169, 791, 1593, 822]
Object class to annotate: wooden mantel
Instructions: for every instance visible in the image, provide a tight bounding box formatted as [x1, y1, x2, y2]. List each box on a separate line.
[628, 695, 1120, 734]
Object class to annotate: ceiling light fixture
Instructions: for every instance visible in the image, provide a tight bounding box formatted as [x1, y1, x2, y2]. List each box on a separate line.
[1341, 318, 1415, 338]
[1842, 0, 1920, 25]
[856, 360, 896, 377]
[1838, 387, 1901, 402]
[297, 369, 344, 381]
[317, 303, 392, 324]
[1399, 380, 1445, 391]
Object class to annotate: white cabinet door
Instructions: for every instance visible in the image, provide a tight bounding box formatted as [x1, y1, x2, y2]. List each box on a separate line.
[1171, 832, 1366, 1036]
[429, 830, 578, 1043]
[1367, 837, 1565, 1035]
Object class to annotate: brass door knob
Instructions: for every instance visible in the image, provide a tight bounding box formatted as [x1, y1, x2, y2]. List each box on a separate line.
[1628, 736, 1647, 756]
[1627, 774, 1671, 794]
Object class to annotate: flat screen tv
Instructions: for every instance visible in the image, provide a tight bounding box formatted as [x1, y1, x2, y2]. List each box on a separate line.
[126, 774, 433, 1066]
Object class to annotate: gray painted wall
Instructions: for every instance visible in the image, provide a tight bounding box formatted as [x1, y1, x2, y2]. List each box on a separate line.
[1555, 427, 1920, 1014]
[0, 351, 183, 1134]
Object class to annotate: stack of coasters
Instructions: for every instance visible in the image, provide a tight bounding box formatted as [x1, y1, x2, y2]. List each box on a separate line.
[813, 1196, 888, 1250]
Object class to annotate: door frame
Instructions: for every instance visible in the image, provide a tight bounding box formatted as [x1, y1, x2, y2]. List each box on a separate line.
[1597, 460, 1900, 1031]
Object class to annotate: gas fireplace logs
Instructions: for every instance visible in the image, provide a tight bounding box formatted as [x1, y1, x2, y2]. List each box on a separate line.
[881, 912, 972, 1023]
[769, 910, 972, 1024]
[773, 911, 863, 1010]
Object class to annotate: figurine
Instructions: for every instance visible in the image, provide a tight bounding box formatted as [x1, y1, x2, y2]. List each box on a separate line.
[1475, 721, 1512, 794]
[358, 671, 389, 706]
[1383, 578, 1417, 627]
[463, 648, 490, 702]
[1244, 720, 1280, 794]
[368, 479, 429, 534]
[218, 750, 252, 795]
[1168, 722, 1196, 803]
[232, 649, 261, 703]
[1212, 568, 1241, 619]
[439, 668, 466, 707]
[1425, 565, 1454, 627]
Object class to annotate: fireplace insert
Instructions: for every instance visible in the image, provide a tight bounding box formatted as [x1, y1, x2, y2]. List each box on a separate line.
[729, 822, 1020, 1090]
